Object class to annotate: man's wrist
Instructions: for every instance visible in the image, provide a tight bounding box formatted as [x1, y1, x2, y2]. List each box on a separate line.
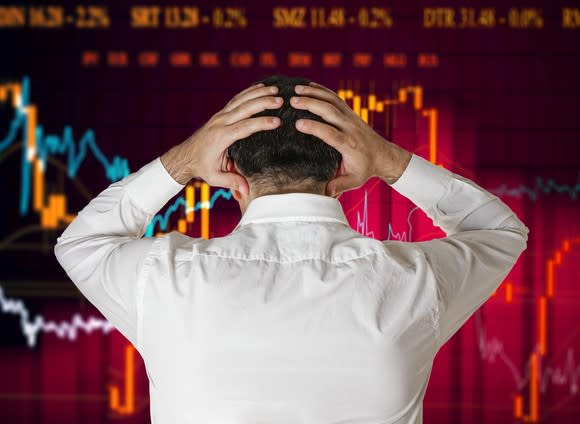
[160, 143, 198, 185]
[376, 143, 413, 185]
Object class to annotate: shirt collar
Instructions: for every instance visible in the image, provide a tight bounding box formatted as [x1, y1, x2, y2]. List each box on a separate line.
[233, 192, 350, 230]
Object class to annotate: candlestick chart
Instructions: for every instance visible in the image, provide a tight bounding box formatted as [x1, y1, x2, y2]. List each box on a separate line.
[1, 0, 579, 422]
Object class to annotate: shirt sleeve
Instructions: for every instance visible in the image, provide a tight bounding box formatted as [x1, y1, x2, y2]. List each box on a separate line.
[54, 157, 185, 347]
[387, 154, 529, 349]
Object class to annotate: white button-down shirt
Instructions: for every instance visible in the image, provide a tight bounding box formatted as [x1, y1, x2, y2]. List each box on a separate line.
[54, 153, 528, 423]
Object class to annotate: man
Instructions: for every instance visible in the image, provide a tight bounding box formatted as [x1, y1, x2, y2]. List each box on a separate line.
[54, 75, 528, 423]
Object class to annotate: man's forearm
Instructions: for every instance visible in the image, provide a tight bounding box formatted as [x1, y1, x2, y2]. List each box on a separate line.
[387, 152, 529, 238]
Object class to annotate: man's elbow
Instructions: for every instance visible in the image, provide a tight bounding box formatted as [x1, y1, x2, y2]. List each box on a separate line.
[54, 235, 75, 272]
[54, 236, 66, 268]
[500, 213, 529, 256]
[511, 222, 529, 258]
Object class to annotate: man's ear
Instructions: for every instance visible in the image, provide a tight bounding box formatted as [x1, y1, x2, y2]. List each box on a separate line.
[226, 159, 244, 175]
[326, 161, 342, 197]
[226, 159, 244, 201]
[333, 162, 341, 178]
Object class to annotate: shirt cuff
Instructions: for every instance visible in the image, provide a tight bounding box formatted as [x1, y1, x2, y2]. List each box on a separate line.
[123, 157, 186, 215]
[389, 153, 452, 211]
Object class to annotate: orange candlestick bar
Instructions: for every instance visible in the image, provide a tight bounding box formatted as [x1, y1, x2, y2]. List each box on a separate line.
[361, 108, 368, 123]
[109, 385, 120, 410]
[48, 194, 66, 229]
[352, 95, 361, 116]
[40, 205, 53, 228]
[368, 94, 376, 110]
[505, 281, 513, 303]
[514, 394, 523, 418]
[52, 194, 65, 217]
[529, 352, 540, 422]
[420, 109, 438, 164]
[538, 296, 547, 356]
[0, 83, 21, 106]
[413, 86, 423, 110]
[107, 344, 136, 415]
[185, 185, 195, 222]
[201, 182, 210, 239]
[397, 88, 407, 103]
[11, 84, 21, 108]
[26, 105, 37, 159]
[124, 344, 135, 414]
[545, 239, 575, 298]
[429, 109, 438, 164]
[33, 158, 44, 211]
[562, 239, 571, 252]
[546, 259, 554, 297]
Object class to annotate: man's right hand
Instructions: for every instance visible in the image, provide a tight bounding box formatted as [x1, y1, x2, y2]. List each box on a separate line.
[291, 81, 412, 197]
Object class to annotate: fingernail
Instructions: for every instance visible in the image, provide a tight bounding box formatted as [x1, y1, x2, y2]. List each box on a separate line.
[271, 117, 280, 125]
[269, 86, 278, 93]
[295, 85, 305, 93]
[291, 96, 300, 104]
[296, 119, 304, 127]
[274, 97, 283, 103]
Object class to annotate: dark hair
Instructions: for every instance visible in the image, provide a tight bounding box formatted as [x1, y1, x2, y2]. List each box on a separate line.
[227, 74, 342, 191]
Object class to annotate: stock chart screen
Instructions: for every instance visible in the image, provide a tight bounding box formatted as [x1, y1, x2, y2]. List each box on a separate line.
[1, 1, 579, 422]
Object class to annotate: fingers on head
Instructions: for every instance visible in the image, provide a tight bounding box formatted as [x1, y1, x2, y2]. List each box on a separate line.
[290, 96, 344, 128]
[223, 116, 280, 144]
[295, 84, 345, 111]
[236, 82, 265, 99]
[223, 95, 283, 125]
[295, 119, 344, 150]
[308, 81, 338, 95]
[224, 85, 279, 113]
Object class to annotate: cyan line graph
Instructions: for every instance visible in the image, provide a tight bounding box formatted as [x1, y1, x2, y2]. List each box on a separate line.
[2, 76, 580, 239]
[0, 76, 130, 216]
[144, 188, 234, 237]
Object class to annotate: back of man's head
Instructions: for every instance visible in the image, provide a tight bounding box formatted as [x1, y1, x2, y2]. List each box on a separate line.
[227, 75, 342, 195]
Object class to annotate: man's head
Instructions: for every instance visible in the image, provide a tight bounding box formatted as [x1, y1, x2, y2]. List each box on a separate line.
[226, 75, 342, 210]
